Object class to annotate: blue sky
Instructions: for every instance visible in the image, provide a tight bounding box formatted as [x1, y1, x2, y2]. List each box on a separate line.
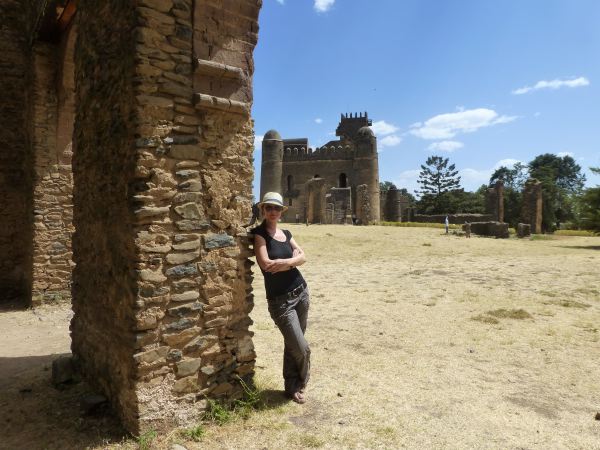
[251, 0, 600, 198]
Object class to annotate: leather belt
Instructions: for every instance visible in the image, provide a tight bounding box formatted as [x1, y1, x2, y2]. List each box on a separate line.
[272, 282, 307, 302]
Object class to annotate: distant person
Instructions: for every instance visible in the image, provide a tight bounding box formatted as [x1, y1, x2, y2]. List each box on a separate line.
[295, 213, 300, 224]
[444, 215, 449, 234]
[252, 192, 310, 404]
[464, 221, 471, 238]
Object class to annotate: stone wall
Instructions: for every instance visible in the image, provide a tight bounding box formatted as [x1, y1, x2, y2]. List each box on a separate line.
[72, 0, 260, 434]
[521, 178, 543, 233]
[0, 0, 34, 303]
[31, 23, 76, 305]
[485, 180, 504, 223]
[413, 213, 493, 224]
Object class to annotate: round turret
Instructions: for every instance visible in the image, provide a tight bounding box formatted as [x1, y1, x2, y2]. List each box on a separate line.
[261, 129, 284, 199]
[264, 129, 282, 141]
[356, 126, 375, 139]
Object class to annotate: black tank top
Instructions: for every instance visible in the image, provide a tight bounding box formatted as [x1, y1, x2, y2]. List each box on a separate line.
[252, 223, 305, 300]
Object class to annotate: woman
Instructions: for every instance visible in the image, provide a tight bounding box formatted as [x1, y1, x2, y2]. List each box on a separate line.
[252, 192, 310, 404]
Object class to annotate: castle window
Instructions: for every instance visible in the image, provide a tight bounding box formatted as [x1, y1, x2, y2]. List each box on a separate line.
[339, 173, 347, 188]
[287, 174, 293, 191]
[288, 198, 293, 206]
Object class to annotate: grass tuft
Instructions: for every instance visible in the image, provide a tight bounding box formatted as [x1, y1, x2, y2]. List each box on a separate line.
[471, 314, 500, 324]
[180, 424, 205, 442]
[137, 430, 157, 450]
[554, 229, 597, 237]
[487, 308, 533, 320]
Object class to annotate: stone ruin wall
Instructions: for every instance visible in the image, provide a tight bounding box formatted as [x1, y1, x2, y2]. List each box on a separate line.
[71, 0, 260, 433]
[521, 178, 543, 233]
[31, 24, 77, 305]
[0, 0, 35, 302]
[282, 156, 354, 222]
[413, 213, 494, 224]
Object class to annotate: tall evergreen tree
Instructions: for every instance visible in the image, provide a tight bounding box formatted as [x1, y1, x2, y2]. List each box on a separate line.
[416, 156, 462, 213]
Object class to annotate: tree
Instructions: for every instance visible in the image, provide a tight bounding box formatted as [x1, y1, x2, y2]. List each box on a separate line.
[416, 156, 461, 213]
[489, 162, 528, 190]
[379, 181, 397, 192]
[397, 187, 416, 204]
[578, 167, 600, 233]
[528, 154, 586, 231]
[489, 163, 528, 227]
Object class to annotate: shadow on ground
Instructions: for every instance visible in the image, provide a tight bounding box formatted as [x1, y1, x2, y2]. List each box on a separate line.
[0, 354, 127, 450]
[558, 245, 600, 251]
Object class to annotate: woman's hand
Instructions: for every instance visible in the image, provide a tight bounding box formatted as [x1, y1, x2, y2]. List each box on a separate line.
[265, 259, 292, 273]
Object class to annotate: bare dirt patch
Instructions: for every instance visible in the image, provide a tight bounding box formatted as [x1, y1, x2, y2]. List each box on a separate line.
[1, 226, 600, 449]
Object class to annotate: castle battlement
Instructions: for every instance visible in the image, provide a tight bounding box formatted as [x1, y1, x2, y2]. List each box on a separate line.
[282, 143, 354, 161]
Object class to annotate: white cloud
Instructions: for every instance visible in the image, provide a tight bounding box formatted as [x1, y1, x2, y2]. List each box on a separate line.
[557, 151, 574, 158]
[275, 0, 284, 4]
[410, 108, 517, 140]
[427, 140, 463, 152]
[493, 158, 521, 169]
[315, 118, 323, 124]
[314, 0, 335, 12]
[254, 134, 263, 148]
[370, 120, 398, 136]
[459, 159, 525, 191]
[394, 169, 421, 194]
[379, 135, 402, 149]
[512, 76, 590, 95]
[460, 168, 493, 188]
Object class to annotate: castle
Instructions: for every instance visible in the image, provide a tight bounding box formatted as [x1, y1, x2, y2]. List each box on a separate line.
[260, 112, 381, 224]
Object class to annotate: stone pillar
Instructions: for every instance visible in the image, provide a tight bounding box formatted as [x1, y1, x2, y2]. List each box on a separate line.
[521, 179, 543, 233]
[72, 0, 261, 434]
[486, 180, 504, 223]
[0, 0, 35, 303]
[356, 184, 372, 225]
[382, 188, 401, 222]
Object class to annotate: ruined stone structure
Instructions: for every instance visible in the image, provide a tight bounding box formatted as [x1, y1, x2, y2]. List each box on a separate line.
[486, 180, 505, 223]
[380, 188, 411, 222]
[261, 113, 380, 224]
[521, 178, 543, 233]
[1, 0, 261, 434]
[413, 213, 493, 224]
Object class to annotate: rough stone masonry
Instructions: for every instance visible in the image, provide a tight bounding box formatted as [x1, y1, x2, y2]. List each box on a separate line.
[0, 0, 262, 434]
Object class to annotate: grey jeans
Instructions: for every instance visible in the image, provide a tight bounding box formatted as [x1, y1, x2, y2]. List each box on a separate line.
[268, 286, 310, 396]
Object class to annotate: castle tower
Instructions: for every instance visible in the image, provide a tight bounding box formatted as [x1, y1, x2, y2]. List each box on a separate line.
[260, 129, 283, 198]
[352, 125, 380, 222]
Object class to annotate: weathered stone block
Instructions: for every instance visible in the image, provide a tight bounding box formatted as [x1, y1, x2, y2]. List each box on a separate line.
[171, 290, 200, 302]
[176, 358, 202, 377]
[204, 233, 235, 249]
[168, 302, 203, 317]
[174, 202, 204, 219]
[166, 251, 199, 265]
[134, 346, 169, 365]
[165, 263, 198, 278]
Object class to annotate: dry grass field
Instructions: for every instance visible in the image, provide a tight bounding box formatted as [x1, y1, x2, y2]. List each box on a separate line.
[1, 225, 599, 449]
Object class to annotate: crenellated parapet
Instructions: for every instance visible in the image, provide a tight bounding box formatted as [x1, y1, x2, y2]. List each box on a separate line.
[282, 144, 355, 161]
